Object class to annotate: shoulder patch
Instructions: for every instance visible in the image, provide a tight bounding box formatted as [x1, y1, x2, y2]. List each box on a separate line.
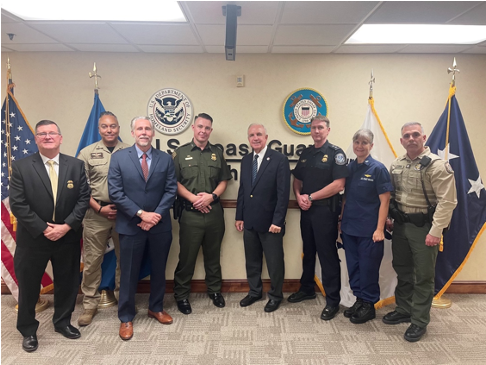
[335, 153, 346, 166]
[172, 151, 177, 159]
[445, 162, 454, 174]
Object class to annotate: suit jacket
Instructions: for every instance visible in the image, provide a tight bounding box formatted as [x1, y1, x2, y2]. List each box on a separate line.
[108, 145, 177, 235]
[236, 148, 290, 232]
[9, 152, 91, 246]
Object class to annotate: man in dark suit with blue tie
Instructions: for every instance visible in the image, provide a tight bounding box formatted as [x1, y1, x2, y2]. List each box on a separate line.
[10, 120, 90, 352]
[108, 116, 177, 340]
[235, 124, 290, 312]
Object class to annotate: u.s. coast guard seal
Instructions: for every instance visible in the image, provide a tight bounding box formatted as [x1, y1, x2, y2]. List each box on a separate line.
[282, 88, 328, 135]
[147, 88, 194, 135]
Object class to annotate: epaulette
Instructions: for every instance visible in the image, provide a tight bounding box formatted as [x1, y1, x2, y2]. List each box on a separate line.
[329, 143, 341, 150]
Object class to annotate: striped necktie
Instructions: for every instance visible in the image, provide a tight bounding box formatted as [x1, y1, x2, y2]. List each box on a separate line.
[252, 154, 259, 186]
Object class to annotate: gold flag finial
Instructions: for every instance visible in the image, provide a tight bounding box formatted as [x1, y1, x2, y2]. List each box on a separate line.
[368, 69, 375, 99]
[447, 57, 460, 87]
[89, 62, 101, 90]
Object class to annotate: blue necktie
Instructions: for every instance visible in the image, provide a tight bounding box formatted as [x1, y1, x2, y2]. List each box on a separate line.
[252, 154, 259, 186]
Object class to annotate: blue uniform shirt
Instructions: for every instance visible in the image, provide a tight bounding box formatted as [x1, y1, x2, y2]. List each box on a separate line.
[341, 155, 393, 237]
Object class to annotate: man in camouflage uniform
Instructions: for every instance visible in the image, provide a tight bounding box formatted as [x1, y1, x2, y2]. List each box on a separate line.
[78, 111, 130, 326]
[384, 122, 457, 342]
[172, 113, 232, 314]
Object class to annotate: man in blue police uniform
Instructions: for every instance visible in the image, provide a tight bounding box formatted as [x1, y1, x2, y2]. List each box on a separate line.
[288, 115, 348, 320]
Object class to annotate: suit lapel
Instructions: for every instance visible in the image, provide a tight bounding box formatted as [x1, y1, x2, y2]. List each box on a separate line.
[128, 146, 145, 181]
[147, 149, 159, 182]
[251, 149, 272, 191]
[57, 153, 69, 200]
[31, 153, 54, 198]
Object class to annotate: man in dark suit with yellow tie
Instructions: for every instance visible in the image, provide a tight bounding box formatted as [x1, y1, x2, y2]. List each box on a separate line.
[235, 124, 290, 312]
[108, 116, 177, 341]
[10, 120, 90, 352]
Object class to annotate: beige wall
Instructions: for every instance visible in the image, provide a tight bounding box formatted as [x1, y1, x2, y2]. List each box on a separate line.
[2, 52, 485, 281]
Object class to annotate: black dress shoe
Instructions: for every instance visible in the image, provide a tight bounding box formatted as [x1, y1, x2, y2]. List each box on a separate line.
[209, 293, 226, 308]
[404, 324, 427, 342]
[264, 299, 281, 313]
[287, 291, 316, 303]
[350, 302, 376, 324]
[320, 305, 339, 320]
[382, 310, 411, 325]
[22, 335, 38, 352]
[177, 299, 192, 314]
[55, 324, 81, 339]
[240, 294, 263, 307]
[343, 298, 363, 318]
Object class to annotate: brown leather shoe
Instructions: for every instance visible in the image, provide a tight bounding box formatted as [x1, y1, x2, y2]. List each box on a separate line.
[119, 322, 133, 340]
[148, 309, 173, 325]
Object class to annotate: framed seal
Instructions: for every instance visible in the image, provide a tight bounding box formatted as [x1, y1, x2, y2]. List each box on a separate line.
[147, 88, 194, 135]
[282, 88, 328, 135]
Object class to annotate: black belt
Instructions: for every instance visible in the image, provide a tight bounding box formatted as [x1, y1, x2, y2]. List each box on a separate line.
[311, 198, 330, 206]
[95, 199, 112, 207]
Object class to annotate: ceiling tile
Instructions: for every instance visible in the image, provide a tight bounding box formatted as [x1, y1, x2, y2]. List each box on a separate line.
[139, 45, 203, 53]
[185, 1, 280, 25]
[1, 23, 57, 44]
[274, 25, 356, 46]
[28, 22, 128, 43]
[448, 3, 486, 25]
[111, 23, 198, 45]
[398, 44, 472, 53]
[205, 46, 225, 53]
[335, 45, 404, 53]
[281, 1, 379, 24]
[271, 45, 335, 53]
[205, 45, 269, 54]
[69, 44, 139, 52]
[4, 43, 75, 52]
[366, 1, 482, 24]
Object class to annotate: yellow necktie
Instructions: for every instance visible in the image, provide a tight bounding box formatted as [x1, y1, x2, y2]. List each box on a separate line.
[47, 160, 58, 220]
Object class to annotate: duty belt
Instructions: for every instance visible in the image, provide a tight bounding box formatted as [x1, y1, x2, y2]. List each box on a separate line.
[95, 199, 112, 207]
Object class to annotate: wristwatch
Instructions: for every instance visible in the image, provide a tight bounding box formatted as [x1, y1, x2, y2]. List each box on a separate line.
[308, 194, 313, 202]
[136, 209, 143, 217]
[212, 193, 218, 201]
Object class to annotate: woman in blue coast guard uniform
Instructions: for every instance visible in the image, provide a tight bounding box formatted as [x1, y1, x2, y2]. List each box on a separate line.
[340, 129, 393, 324]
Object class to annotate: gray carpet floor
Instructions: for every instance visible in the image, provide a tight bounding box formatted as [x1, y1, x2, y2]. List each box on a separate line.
[1, 293, 486, 365]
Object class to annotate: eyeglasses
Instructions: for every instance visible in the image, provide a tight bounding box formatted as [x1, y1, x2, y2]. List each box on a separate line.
[36, 132, 61, 138]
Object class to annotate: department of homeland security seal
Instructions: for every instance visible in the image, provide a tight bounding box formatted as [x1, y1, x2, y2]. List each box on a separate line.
[282, 88, 328, 135]
[147, 88, 193, 135]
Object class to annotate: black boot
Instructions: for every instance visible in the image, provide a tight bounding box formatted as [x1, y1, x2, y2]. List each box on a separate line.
[343, 298, 363, 318]
[350, 301, 376, 324]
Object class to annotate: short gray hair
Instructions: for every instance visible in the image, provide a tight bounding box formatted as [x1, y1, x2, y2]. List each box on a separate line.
[247, 123, 267, 135]
[401, 122, 424, 134]
[352, 129, 374, 144]
[311, 115, 330, 128]
[130, 116, 153, 131]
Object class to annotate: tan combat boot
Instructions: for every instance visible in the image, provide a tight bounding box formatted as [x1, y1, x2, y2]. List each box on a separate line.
[78, 308, 98, 326]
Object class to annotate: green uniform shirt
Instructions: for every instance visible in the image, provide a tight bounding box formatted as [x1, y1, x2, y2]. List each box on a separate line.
[173, 140, 232, 195]
[78, 140, 130, 203]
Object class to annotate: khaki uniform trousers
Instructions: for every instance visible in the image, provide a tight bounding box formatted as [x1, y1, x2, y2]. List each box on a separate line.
[81, 208, 121, 309]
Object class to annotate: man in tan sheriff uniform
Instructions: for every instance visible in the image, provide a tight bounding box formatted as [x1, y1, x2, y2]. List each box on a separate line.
[383, 122, 457, 342]
[77, 111, 130, 326]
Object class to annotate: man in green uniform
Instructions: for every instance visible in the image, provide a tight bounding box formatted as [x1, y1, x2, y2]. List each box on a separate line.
[172, 113, 232, 314]
[77, 111, 130, 326]
[384, 122, 457, 342]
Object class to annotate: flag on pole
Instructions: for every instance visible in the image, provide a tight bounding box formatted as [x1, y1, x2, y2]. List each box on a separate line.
[77, 91, 150, 292]
[425, 86, 486, 298]
[1, 79, 55, 300]
[339, 96, 398, 308]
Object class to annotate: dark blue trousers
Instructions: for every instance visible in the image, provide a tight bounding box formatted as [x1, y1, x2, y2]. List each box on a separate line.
[118, 230, 172, 323]
[341, 232, 384, 304]
[299, 205, 341, 306]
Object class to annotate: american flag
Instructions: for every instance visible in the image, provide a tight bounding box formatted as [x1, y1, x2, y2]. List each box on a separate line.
[1, 82, 54, 301]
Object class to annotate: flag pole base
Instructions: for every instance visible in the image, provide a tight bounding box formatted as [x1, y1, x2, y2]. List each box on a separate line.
[432, 296, 452, 309]
[15, 297, 50, 313]
[98, 290, 117, 309]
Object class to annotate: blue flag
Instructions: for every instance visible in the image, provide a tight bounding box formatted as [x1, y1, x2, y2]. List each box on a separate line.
[426, 86, 486, 297]
[77, 92, 150, 291]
